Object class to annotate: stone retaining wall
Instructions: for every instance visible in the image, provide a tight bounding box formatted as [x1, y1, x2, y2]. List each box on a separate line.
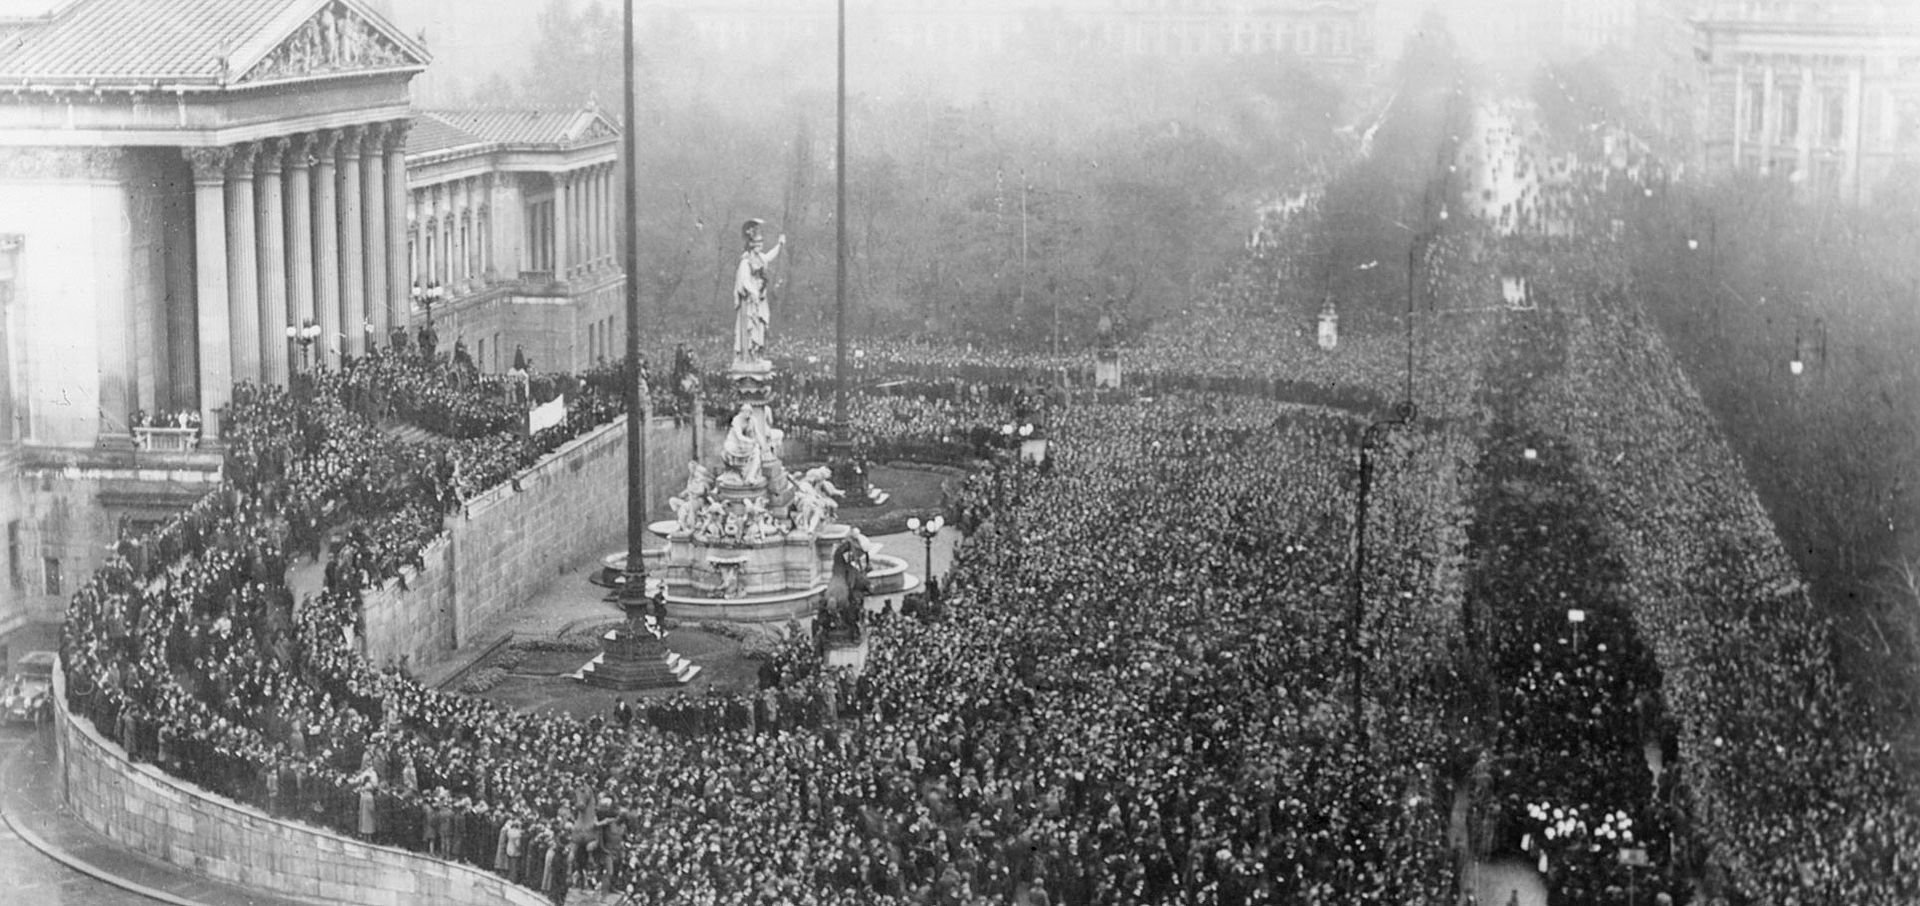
[50, 664, 548, 906]
[361, 414, 693, 672]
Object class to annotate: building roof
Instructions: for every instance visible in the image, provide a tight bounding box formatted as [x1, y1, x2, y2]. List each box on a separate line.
[407, 106, 620, 161]
[0, 0, 428, 90]
[421, 107, 620, 147]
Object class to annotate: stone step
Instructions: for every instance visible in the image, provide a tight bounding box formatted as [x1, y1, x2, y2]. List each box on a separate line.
[574, 632, 697, 690]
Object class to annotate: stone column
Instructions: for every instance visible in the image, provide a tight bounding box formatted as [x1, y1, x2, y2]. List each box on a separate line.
[435, 183, 450, 285]
[1732, 62, 1746, 170]
[605, 164, 617, 266]
[567, 171, 581, 275]
[184, 148, 232, 435]
[599, 164, 611, 265]
[286, 135, 315, 353]
[608, 163, 620, 267]
[1795, 67, 1814, 185]
[338, 125, 366, 358]
[406, 192, 419, 293]
[578, 170, 591, 271]
[224, 143, 261, 385]
[479, 174, 495, 278]
[552, 171, 569, 279]
[312, 130, 341, 367]
[468, 179, 483, 279]
[1844, 65, 1864, 203]
[1761, 65, 1777, 168]
[255, 137, 290, 386]
[457, 178, 473, 285]
[385, 121, 410, 329]
[583, 166, 596, 268]
[362, 123, 389, 347]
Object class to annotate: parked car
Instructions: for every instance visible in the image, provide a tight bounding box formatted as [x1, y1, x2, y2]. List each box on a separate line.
[2, 650, 55, 724]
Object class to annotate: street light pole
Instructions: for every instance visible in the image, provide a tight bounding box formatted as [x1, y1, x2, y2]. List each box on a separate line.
[618, 0, 650, 608]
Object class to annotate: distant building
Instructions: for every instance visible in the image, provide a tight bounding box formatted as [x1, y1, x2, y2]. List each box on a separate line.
[647, 0, 1376, 80]
[404, 106, 624, 375]
[1687, 0, 1920, 203]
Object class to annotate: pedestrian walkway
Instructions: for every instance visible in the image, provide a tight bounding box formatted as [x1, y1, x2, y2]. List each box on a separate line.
[0, 730, 324, 906]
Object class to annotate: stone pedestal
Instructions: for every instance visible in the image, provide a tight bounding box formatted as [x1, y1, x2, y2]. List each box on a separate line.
[576, 624, 698, 690]
[1094, 354, 1123, 389]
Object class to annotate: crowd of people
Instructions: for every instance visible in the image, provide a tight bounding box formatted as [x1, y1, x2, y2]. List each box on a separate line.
[1461, 97, 1920, 903]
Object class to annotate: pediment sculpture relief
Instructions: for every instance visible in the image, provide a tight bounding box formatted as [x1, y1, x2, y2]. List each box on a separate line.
[240, 1, 413, 84]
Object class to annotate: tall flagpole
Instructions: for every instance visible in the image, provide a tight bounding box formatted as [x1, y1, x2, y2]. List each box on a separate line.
[620, 0, 650, 604]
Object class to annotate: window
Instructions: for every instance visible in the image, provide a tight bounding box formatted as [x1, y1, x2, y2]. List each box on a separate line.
[477, 338, 486, 372]
[1777, 85, 1799, 144]
[1823, 89, 1846, 144]
[1295, 24, 1314, 55]
[42, 556, 59, 596]
[1746, 81, 1766, 140]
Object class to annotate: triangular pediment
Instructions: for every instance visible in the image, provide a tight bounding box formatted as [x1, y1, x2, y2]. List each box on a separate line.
[232, 0, 429, 86]
[570, 110, 621, 144]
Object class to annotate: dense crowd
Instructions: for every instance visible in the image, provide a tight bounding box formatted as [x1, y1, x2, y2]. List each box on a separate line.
[1464, 98, 1920, 903]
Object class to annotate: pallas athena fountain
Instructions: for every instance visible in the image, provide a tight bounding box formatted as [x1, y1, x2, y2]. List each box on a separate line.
[594, 220, 916, 627]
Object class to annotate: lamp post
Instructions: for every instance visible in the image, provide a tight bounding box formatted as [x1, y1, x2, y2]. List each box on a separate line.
[906, 514, 944, 589]
[412, 280, 445, 325]
[285, 320, 322, 373]
[828, 0, 857, 495]
[617, 0, 651, 611]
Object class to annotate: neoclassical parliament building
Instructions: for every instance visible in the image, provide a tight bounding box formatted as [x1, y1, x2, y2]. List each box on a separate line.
[0, 0, 623, 661]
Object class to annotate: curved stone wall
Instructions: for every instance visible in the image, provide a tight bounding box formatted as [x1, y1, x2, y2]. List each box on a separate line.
[50, 664, 547, 906]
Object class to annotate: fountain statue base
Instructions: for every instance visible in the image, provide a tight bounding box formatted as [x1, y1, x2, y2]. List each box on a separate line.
[592, 521, 918, 623]
[573, 621, 700, 690]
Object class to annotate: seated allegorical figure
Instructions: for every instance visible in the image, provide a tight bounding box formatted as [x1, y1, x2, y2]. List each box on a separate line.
[719, 404, 764, 486]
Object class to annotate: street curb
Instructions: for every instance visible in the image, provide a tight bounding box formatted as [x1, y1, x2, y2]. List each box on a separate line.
[0, 733, 212, 906]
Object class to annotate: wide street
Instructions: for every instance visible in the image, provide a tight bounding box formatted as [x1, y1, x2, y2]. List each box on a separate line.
[0, 726, 154, 906]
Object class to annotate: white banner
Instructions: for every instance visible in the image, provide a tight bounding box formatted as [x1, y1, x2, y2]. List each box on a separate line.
[528, 395, 566, 434]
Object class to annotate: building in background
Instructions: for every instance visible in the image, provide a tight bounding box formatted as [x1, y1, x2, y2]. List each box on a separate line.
[648, 0, 1376, 80]
[404, 106, 624, 376]
[1688, 0, 1920, 203]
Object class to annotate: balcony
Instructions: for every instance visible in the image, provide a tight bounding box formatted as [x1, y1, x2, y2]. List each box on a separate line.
[131, 427, 201, 453]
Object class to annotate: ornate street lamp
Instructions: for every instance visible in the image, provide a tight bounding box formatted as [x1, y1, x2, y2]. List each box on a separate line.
[412, 280, 446, 323]
[905, 514, 944, 590]
[285, 320, 322, 373]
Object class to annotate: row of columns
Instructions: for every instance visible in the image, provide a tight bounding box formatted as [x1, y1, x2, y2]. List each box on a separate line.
[413, 175, 494, 293]
[555, 162, 619, 279]
[183, 120, 409, 433]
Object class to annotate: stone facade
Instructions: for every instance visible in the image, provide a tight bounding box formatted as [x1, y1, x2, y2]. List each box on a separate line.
[50, 665, 547, 906]
[360, 414, 694, 669]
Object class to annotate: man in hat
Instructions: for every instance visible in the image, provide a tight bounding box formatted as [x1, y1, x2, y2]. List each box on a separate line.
[732, 219, 785, 365]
